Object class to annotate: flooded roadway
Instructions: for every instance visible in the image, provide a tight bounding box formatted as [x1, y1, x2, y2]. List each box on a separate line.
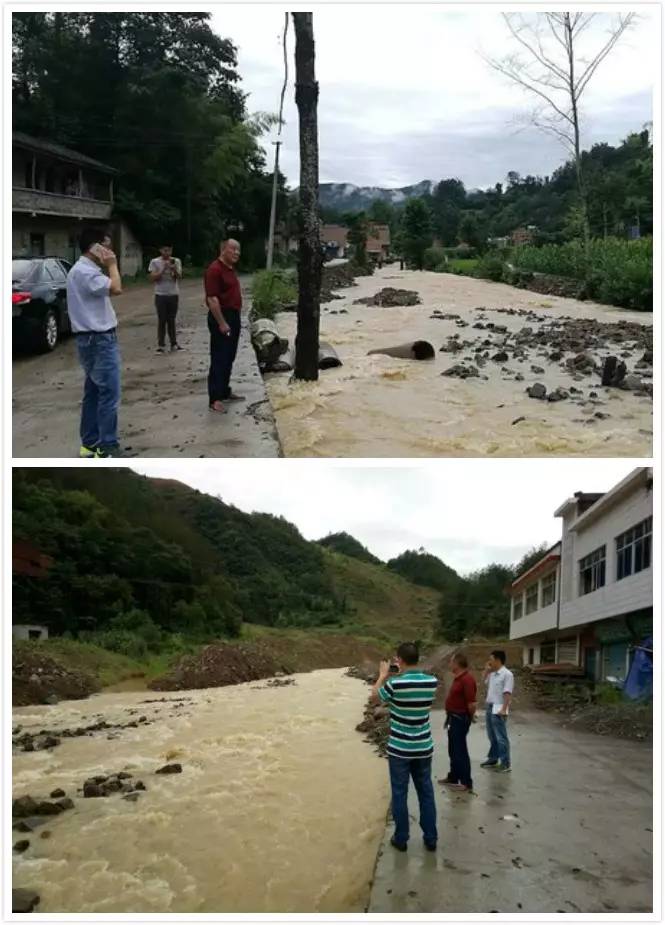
[265, 269, 652, 457]
[12, 669, 388, 913]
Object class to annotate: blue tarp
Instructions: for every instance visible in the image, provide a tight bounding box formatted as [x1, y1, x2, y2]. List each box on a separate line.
[624, 636, 653, 701]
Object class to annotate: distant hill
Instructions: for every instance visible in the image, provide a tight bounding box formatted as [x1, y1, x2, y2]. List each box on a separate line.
[387, 549, 461, 594]
[13, 469, 438, 643]
[318, 179, 435, 212]
[317, 531, 382, 565]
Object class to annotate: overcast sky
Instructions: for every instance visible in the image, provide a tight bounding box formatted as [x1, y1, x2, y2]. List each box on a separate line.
[129, 461, 640, 575]
[211, 5, 656, 189]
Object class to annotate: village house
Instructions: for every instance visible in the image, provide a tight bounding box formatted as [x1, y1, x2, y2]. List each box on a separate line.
[511, 224, 538, 245]
[12, 131, 143, 275]
[12, 539, 54, 641]
[509, 467, 653, 682]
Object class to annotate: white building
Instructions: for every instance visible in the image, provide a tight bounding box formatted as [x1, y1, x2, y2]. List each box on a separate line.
[510, 468, 653, 682]
[12, 624, 49, 641]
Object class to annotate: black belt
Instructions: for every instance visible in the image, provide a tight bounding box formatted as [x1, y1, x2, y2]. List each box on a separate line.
[74, 327, 117, 335]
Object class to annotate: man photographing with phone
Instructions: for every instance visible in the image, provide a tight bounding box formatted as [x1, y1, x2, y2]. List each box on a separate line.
[148, 245, 183, 353]
[371, 642, 438, 852]
[66, 227, 123, 458]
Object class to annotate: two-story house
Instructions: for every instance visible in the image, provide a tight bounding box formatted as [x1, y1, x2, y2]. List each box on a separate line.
[12, 131, 142, 275]
[510, 467, 653, 682]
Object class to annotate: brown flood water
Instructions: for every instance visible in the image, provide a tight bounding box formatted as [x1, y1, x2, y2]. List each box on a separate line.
[265, 269, 652, 457]
[12, 669, 389, 913]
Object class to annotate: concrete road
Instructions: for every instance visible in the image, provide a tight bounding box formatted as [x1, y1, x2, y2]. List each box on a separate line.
[12, 277, 281, 458]
[369, 708, 652, 914]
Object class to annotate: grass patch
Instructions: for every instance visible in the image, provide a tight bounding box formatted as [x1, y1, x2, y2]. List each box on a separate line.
[13, 638, 144, 688]
[446, 258, 478, 275]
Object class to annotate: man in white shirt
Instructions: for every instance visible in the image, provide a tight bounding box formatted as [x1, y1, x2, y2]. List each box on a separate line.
[480, 649, 514, 772]
[148, 245, 183, 353]
[66, 227, 123, 458]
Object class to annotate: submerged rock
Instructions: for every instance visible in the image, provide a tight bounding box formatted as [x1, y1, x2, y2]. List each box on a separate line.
[12, 889, 40, 913]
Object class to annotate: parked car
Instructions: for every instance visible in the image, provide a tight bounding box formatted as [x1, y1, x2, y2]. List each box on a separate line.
[12, 256, 72, 352]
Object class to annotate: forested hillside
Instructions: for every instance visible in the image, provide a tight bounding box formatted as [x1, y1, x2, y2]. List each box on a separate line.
[317, 532, 382, 565]
[12, 470, 439, 655]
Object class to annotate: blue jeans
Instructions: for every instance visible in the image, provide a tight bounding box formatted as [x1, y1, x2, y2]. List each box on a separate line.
[388, 755, 437, 846]
[76, 332, 121, 451]
[485, 705, 510, 767]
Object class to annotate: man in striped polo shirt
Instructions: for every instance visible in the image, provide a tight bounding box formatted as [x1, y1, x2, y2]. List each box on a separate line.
[372, 642, 438, 852]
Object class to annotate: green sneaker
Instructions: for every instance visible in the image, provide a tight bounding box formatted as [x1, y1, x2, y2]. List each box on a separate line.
[495, 764, 512, 773]
[95, 447, 124, 458]
[79, 445, 97, 458]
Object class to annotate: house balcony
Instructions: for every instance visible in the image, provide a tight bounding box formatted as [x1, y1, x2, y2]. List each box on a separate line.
[12, 187, 112, 221]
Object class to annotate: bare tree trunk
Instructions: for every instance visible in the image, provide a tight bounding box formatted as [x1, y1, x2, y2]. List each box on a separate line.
[563, 14, 590, 252]
[292, 12, 321, 381]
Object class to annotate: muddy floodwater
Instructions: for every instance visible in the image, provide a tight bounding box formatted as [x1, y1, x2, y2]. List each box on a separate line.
[12, 669, 389, 913]
[265, 269, 652, 457]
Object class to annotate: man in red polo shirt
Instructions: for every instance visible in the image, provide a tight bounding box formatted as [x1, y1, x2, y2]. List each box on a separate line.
[204, 238, 245, 412]
[441, 651, 477, 792]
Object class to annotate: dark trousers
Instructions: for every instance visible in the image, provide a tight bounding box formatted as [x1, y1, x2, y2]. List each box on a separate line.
[446, 713, 473, 788]
[208, 309, 241, 403]
[155, 295, 179, 347]
[76, 331, 121, 451]
[388, 755, 437, 846]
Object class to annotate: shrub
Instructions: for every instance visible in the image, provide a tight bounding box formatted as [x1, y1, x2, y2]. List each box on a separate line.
[250, 269, 297, 320]
[511, 237, 652, 311]
[474, 255, 505, 282]
[423, 246, 448, 271]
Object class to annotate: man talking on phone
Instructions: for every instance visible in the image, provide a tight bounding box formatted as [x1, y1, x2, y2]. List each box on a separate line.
[371, 642, 438, 852]
[204, 239, 245, 412]
[66, 227, 123, 457]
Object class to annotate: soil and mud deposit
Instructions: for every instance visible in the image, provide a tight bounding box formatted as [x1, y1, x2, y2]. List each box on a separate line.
[265, 268, 652, 457]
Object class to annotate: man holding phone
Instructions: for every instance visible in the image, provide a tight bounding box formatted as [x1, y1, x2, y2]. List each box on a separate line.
[481, 650, 514, 772]
[371, 642, 438, 852]
[204, 239, 245, 412]
[148, 245, 183, 353]
[66, 227, 123, 457]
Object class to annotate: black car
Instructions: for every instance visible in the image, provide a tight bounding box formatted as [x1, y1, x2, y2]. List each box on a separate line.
[12, 256, 72, 352]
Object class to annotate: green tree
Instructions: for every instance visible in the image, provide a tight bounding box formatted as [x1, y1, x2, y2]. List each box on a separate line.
[400, 198, 433, 269]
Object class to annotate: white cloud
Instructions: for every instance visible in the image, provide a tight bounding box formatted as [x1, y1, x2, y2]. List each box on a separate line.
[212, 6, 656, 187]
[129, 460, 640, 575]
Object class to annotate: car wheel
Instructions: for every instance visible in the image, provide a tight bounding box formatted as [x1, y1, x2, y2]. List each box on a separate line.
[38, 309, 59, 352]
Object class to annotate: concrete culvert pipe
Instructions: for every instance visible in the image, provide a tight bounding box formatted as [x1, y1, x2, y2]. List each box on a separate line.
[367, 340, 435, 361]
[283, 342, 343, 371]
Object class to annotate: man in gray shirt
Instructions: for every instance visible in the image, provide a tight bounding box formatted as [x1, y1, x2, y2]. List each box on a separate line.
[148, 245, 183, 353]
[66, 226, 123, 457]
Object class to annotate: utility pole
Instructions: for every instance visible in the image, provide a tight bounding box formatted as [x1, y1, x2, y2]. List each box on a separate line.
[266, 14, 289, 270]
[266, 140, 281, 270]
[292, 11, 321, 382]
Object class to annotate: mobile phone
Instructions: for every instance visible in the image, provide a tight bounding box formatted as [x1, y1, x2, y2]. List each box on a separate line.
[389, 663, 399, 674]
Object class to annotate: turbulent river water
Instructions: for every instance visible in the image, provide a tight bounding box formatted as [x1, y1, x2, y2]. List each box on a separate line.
[12, 669, 389, 913]
[265, 268, 652, 457]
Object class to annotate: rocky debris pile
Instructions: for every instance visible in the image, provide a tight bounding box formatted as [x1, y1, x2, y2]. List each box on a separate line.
[155, 763, 182, 774]
[355, 701, 390, 757]
[12, 715, 153, 752]
[441, 363, 482, 380]
[13, 889, 40, 913]
[148, 642, 284, 691]
[564, 703, 652, 740]
[12, 649, 99, 707]
[320, 263, 363, 303]
[526, 383, 570, 402]
[345, 662, 378, 684]
[13, 793, 75, 820]
[252, 677, 296, 689]
[354, 287, 421, 307]
[81, 770, 147, 799]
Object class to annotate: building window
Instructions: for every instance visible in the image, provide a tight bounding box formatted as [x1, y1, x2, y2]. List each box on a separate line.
[525, 583, 538, 614]
[540, 642, 556, 664]
[541, 571, 556, 607]
[512, 596, 523, 621]
[616, 517, 652, 580]
[579, 546, 606, 595]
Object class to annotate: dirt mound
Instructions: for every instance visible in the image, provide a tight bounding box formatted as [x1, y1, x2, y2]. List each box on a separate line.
[564, 703, 652, 740]
[320, 263, 367, 303]
[354, 287, 421, 307]
[148, 643, 281, 691]
[12, 649, 99, 707]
